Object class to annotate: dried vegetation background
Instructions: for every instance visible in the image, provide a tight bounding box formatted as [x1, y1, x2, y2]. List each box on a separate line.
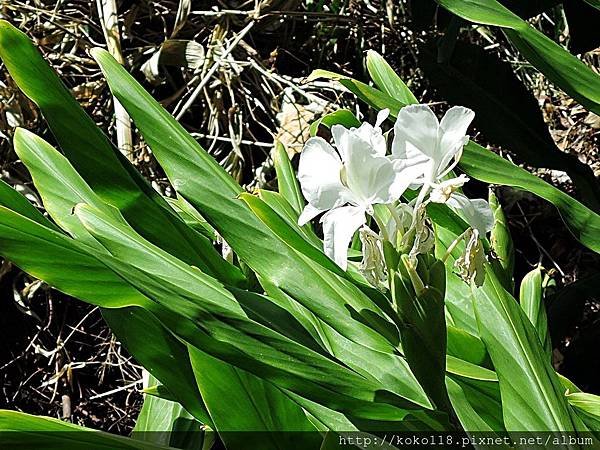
[0, 0, 598, 434]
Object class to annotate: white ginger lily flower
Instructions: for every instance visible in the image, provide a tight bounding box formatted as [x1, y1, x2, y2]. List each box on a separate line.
[391, 104, 475, 187]
[297, 111, 416, 269]
[391, 104, 493, 234]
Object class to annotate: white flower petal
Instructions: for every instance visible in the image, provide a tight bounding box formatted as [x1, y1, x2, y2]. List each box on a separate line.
[321, 205, 366, 270]
[437, 106, 475, 173]
[331, 124, 350, 161]
[332, 122, 384, 160]
[375, 108, 390, 128]
[355, 123, 387, 156]
[391, 104, 440, 160]
[297, 137, 348, 210]
[447, 193, 494, 234]
[298, 203, 325, 226]
[344, 139, 397, 205]
[391, 158, 430, 195]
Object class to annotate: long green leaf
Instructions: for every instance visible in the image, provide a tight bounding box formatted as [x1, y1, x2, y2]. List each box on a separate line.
[307, 69, 405, 114]
[257, 190, 321, 248]
[189, 348, 321, 450]
[0, 206, 144, 308]
[0, 21, 244, 286]
[472, 267, 577, 432]
[13, 128, 116, 249]
[566, 392, 600, 435]
[0, 202, 225, 428]
[434, 0, 600, 115]
[91, 48, 406, 356]
[460, 142, 600, 255]
[0, 179, 59, 230]
[273, 141, 304, 215]
[393, 259, 450, 412]
[519, 267, 551, 356]
[446, 377, 499, 435]
[418, 40, 600, 211]
[0, 410, 174, 450]
[449, 375, 505, 432]
[489, 191, 514, 291]
[0, 186, 234, 428]
[133, 374, 206, 450]
[366, 50, 418, 105]
[103, 307, 213, 426]
[74, 203, 437, 421]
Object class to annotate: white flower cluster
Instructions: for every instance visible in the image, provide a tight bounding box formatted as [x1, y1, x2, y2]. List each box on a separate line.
[297, 104, 493, 282]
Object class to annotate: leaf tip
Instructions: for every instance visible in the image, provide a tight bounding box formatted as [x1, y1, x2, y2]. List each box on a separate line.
[89, 47, 111, 63]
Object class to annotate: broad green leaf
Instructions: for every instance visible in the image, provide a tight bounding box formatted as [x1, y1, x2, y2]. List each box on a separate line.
[284, 391, 357, 433]
[103, 307, 213, 426]
[238, 281, 428, 413]
[393, 258, 451, 412]
[519, 267, 552, 356]
[0, 186, 218, 427]
[0, 21, 244, 286]
[434, 0, 600, 115]
[446, 377, 499, 435]
[0, 206, 145, 308]
[0, 179, 59, 231]
[13, 128, 117, 249]
[436, 0, 524, 27]
[309, 109, 361, 137]
[142, 384, 178, 402]
[449, 375, 505, 432]
[366, 50, 418, 105]
[489, 191, 514, 291]
[446, 326, 488, 366]
[446, 356, 497, 382]
[472, 267, 577, 432]
[566, 392, 600, 434]
[133, 374, 207, 450]
[418, 40, 600, 211]
[108, 260, 437, 425]
[0, 410, 174, 450]
[189, 348, 321, 450]
[460, 142, 600, 255]
[307, 69, 404, 114]
[257, 190, 321, 248]
[164, 196, 217, 241]
[0, 200, 234, 431]
[273, 141, 304, 215]
[240, 193, 411, 351]
[92, 48, 405, 357]
[435, 228, 479, 336]
[74, 203, 436, 421]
